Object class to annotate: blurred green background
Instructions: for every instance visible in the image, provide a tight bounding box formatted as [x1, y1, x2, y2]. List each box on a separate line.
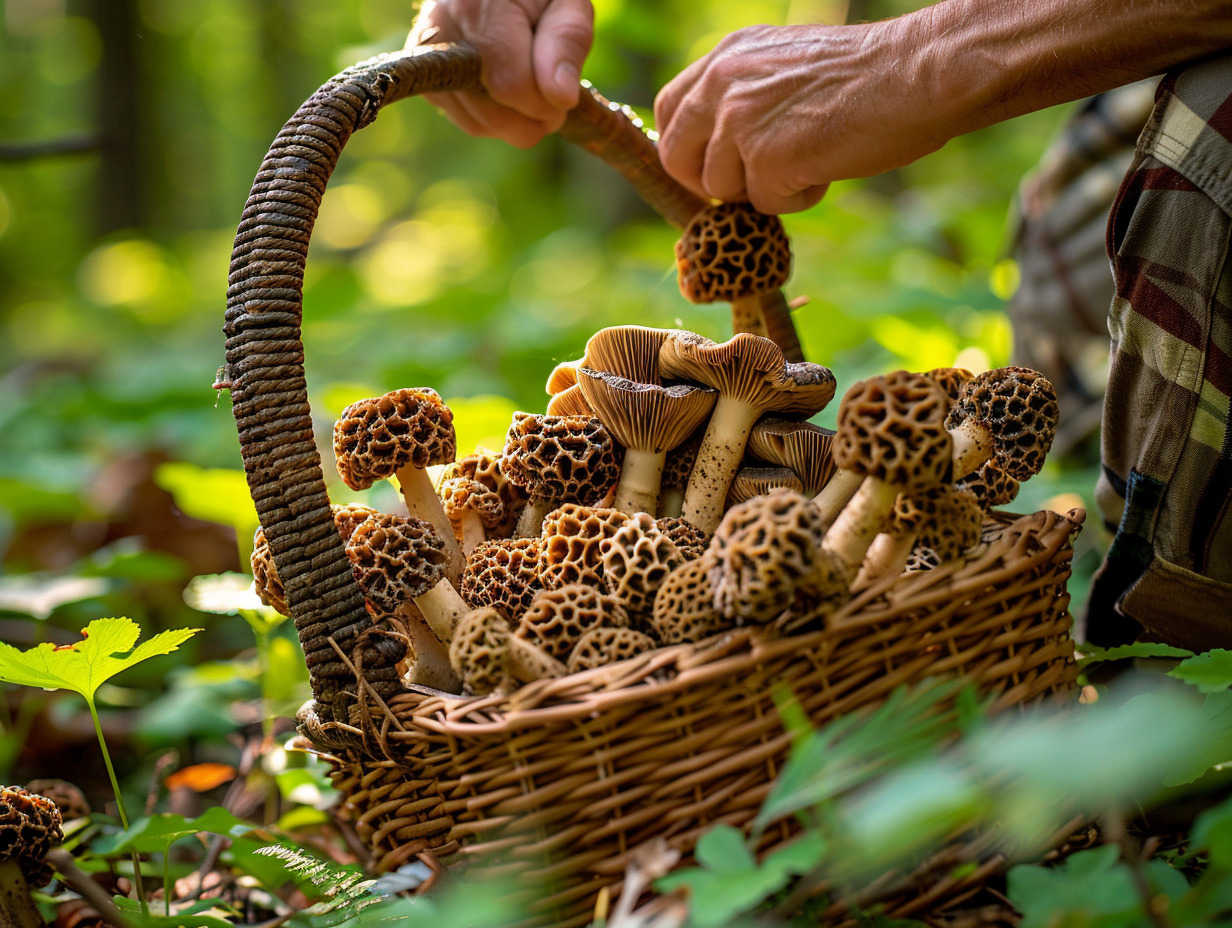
[0, 0, 1106, 667]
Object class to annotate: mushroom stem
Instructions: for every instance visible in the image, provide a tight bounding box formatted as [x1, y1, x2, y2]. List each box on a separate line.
[412, 578, 470, 645]
[457, 511, 487, 557]
[730, 296, 768, 338]
[515, 500, 553, 538]
[506, 636, 567, 684]
[822, 477, 899, 576]
[395, 466, 464, 585]
[658, 488, 685, 519]
[950, 420, 995, 479]
[0, 860, 42, 928]
[679, 395, 759, 533]
[396, 605, 462, 693]
[853, 531, 916, 589]
[812, 469, 862, 525]
[614, 448, 667, 515]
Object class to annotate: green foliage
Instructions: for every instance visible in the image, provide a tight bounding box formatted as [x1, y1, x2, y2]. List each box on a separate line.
[1170, 649, 1232, 693]
[0, 616, 199, 703]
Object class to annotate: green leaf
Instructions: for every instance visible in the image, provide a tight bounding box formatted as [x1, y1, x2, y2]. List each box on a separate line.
[93, 808, 253, 855]
[1077, 642, 1194, 668]
[1170, 649, 1232, 693]
[0, 618, 200, 703]
[113, 896, 235, 928]
[1006, 846, 1141, 928]
[154, 462, 257, 535]
[1192, 794, 1232, 868]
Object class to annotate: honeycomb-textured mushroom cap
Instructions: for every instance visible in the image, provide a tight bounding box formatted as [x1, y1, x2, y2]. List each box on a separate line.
[499, 413, 621, 506]
[747, 418, 837, 495]
[725, 466, 804, 507]
[449, 607, 510, 696]
[956, 459, 1021, 508]
[250, 528, 289, 617]
[832, 372, 954, 490]
[675, 202, 792, 303]
[649, 555, 732, 645]
[945, 366, 1059, 481]
[0, 785, 63, 885]
[915, 485, 984, 560]
[346, 513, 448, 612]
[22, 780, 88, 823]
[515, 584, 629, 661]
[460, 537, 542, 620]
[923, 367, 975, 403]
[539, 504, 630, 589]
[567, 627, 657, 674]
[600, 513, 684, 616]
[708, 489, 832, 623]
[655, 517, 710, 561]
[332, 502, 380, 542]
[333, 388, 456, 491]
[441, 450, 526, 537]
[440, 477, 505, 530]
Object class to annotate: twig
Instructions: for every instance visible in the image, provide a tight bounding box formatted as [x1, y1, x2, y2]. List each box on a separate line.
[45, 849, 136, 928]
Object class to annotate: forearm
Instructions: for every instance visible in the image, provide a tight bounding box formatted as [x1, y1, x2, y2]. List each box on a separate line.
[905, 0, 1232, 137]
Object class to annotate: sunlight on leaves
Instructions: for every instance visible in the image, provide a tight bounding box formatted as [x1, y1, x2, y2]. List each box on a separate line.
[0, 617, 200, 703]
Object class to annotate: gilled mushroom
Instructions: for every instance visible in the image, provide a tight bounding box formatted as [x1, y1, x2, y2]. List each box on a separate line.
[567, 627, 657, 674]
[546, 384, 593, 417]
[659, 331, 836, 533]
[822, 372, 954, 579]
[499, 413, 622, 536]
[725, 466, 804, 508]
[346, 513, 469, 649]
[515, 584, 630, 662]
[0, 786, 62, 898]
[538, 503, 629, 590]
[675, 202, 793, 343]
[577, 368, 717, 514]
[746, 418, 838, 496]
[600, 512, 684, 617]
[440, 449, 527, 539]
[333, 389, 464, 584]
[709, 488, 849, 625]
[440, 476, 505, 557]
[546, 359, 582, 396]
[460, 537, 543, 621]
[649, 555, 732, 644]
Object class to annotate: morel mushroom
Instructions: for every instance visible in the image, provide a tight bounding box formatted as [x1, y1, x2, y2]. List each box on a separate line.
[600, 512, 684, 617]
[655, 517, 710, 561]
[346, 513, 469, 646]
[577, 368, 717, 514]
[499, 413, 621, 536]
[822, 372, 954, 579]
[440, 477, 505, 557]
[515, 584, 630, 662]
[538, 503, 629, 590]
[946, 366, 1060, 481]
[333, 389, 464, 584]
[856, 484, 984, 585]
[649, 556, 732, 645]
[567, 627, 657, 673]
[460, 537, 543, 622]
[440, 449, 527, 538]
[449, 607, 511, 695]
[0, 785, 63, 900]
[956, 459, 1021, 508]
[659, 331, 835, 533]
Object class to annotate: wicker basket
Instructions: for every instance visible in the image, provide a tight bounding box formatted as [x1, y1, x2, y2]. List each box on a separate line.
[223, 42, 1083, 927]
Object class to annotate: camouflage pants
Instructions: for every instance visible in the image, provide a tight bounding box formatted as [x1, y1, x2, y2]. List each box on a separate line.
[1084, 53, 1232, 649]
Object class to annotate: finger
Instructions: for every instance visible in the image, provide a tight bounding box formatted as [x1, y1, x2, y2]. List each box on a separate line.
[532, 0, 594, 111]
[747, 181, 830, 216]
[699, 133, 748, 204]
[655, 103, 717, 200]
[653, 55, 708, 138]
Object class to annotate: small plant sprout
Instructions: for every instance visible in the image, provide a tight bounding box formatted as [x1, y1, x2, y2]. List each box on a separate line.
[0, 617, 200, 906]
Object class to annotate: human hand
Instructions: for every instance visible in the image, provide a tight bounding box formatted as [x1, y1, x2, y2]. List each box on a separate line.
[408, 0, 594, 149]
[654, 21, 951, 214]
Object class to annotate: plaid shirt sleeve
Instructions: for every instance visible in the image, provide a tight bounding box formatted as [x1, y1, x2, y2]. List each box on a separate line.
[1088, 51, 1232, 649]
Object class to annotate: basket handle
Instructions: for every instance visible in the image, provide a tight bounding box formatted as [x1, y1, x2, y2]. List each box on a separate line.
[223, 42, 800, 722]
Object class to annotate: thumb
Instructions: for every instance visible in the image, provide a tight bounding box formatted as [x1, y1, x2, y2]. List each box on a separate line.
[532, 0, 594, 111]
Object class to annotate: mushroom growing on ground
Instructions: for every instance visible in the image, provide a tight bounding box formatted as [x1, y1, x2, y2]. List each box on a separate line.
[499, 413, 622, 536]
[346, 513, 470, 648]
[822, 372, 954, 579]
[576, 368, 717, 515]
[659, 331, 835, 533]
[0, 785, 63, 928]
[333, 388, 464, 584]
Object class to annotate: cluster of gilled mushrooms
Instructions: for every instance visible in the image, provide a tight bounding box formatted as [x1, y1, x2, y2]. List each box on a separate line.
[251, 203, 1061, 697]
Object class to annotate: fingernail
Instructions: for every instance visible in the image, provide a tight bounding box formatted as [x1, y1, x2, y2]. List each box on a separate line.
[554, 62, 580, 94]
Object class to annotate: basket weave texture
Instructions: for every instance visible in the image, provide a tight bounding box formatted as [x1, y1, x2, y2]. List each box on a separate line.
[299, 508, 1082, 927]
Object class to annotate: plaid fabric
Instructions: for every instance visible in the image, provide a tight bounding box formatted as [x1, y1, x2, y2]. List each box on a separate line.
[1087, 52, 1232, 649]
[1007, 81, 1157, 457]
